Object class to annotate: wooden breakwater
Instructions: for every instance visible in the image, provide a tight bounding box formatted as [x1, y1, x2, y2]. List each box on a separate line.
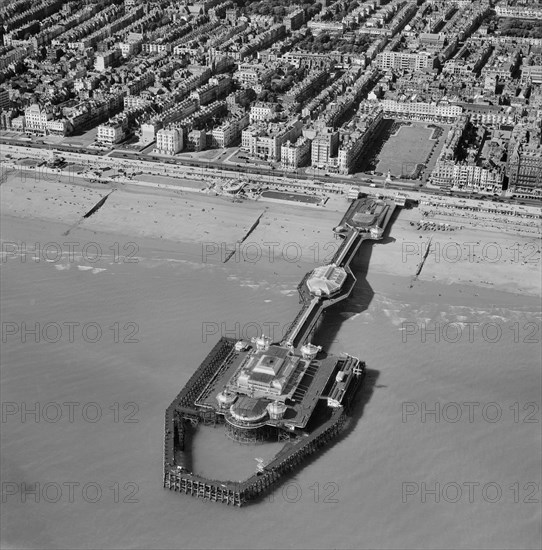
[415, 236, 432, 277]
[223, 211, 265, 263]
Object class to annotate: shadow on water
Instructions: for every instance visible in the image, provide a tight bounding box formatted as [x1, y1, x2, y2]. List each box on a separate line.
[177, 367, 380, 507]
[313, 206, 400, 348]
[248, 368, 380, 506]
[247, 208, 399, 505]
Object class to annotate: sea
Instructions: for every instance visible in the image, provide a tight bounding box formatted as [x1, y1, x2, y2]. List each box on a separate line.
[1, 216, 540, 549]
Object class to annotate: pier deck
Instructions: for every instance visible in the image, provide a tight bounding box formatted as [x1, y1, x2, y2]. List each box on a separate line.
[194, 346, 342, 429]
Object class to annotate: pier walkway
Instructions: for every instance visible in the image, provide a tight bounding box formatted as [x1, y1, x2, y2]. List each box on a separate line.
[281, 197, 396, 350]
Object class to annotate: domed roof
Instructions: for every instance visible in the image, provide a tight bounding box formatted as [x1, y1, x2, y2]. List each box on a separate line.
[267, 401, 287, 413]
[216, 391, 237, 405]
[271, 376, 286, 391]
[301, 343, 321, 359]
[235, 340, 250, 351]
[230, 396, 268, 424]
[251, 335, 270, 351]
[307, 264, 347, 297]
[267, 401, 287, 419]
[370, 225, 383, 238]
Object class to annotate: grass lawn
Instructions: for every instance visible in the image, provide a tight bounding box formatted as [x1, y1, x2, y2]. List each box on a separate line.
[376, 124, 435, 177]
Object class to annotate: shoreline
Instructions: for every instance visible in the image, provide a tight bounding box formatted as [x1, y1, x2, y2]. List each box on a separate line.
[2, 212, 538, 310]
[1, 172, 540, 299]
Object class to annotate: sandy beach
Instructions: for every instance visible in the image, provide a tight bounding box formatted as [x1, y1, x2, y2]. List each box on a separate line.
[370, 208, 541, 297]
[2, 170, 540, 296]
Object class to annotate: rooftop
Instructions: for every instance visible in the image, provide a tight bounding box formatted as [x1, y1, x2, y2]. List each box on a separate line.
[307, 264, 348, 297]
[195, 341, 344, 429]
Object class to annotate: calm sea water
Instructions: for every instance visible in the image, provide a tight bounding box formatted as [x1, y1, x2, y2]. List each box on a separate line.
[1, 218, 540, 549]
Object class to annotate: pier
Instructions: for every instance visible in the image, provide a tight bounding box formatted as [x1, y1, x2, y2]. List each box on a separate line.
[282, 197, 396, 349]
[164, 196, 397, 506]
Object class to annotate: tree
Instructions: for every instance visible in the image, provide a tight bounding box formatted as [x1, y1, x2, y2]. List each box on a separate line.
[318, 33, 331, 44]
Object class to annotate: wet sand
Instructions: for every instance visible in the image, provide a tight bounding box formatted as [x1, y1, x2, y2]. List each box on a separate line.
[1, 172, 540, 296]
